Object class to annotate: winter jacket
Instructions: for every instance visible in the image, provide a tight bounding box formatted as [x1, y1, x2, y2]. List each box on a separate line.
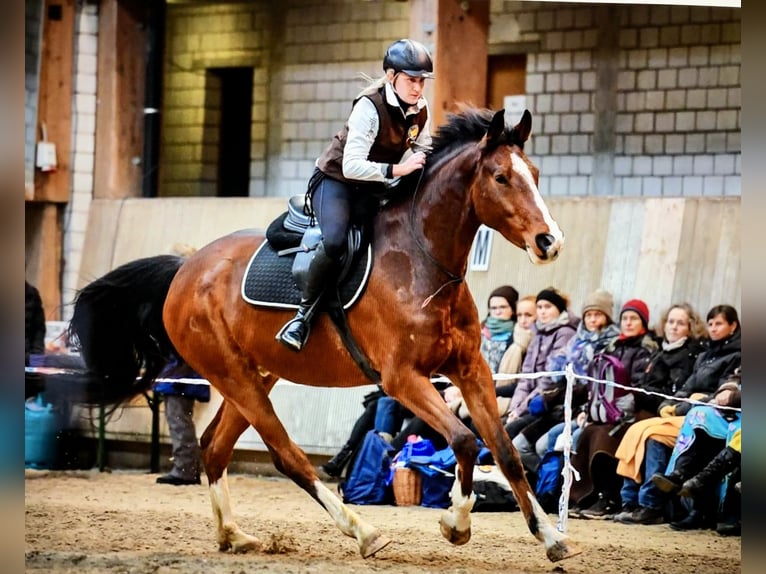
[509, 311, 579, 417]
[659, 328, 741, 417]
[634, 337, 705, 415]
[602, 332, 660, 389]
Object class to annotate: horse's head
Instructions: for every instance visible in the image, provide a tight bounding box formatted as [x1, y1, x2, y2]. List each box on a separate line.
[473, 109, 564, 264]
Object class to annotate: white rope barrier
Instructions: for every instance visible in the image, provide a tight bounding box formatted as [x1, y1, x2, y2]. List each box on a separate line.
[28, 363, 741, 533]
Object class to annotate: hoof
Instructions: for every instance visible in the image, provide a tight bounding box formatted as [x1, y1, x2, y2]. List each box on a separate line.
[231, 537, 262, 554]
[360, 532, 392, 558]
[439, 517, 471, 546]
[219, 526, 261, 554]
[546, 539, 583, 562]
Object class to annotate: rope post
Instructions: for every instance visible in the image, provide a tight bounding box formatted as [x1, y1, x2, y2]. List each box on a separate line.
[557, 363, 578, 533]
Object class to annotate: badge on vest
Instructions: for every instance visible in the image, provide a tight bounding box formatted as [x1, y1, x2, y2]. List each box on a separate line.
[407, 124, 419, 144]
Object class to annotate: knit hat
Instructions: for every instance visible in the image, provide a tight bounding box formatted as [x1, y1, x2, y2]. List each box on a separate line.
[536, 287, 567, 313]
[621, 298, 650, 329]
[582, 289, 614, 323]
[488, 285, 519, 311]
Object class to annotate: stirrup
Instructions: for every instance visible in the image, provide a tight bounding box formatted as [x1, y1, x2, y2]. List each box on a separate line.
[276, 318, 310, 351]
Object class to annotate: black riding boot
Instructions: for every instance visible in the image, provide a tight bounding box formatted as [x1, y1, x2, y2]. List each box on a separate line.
[277, 238, 337, 352]
[321, 443, 355, 478]
[679, 446, 740, 498]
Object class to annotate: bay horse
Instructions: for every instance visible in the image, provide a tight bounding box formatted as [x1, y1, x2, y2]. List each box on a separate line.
[69, 107, 581, 563]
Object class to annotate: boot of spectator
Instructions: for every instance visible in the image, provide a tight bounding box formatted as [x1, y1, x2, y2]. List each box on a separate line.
[679, 446, 740, 498]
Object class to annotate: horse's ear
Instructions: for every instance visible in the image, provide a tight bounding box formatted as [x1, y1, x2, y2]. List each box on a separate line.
[512, 109, 533, 144]
[483, 108, 506, 149]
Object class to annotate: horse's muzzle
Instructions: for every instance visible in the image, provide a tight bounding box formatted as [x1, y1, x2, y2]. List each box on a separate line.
[534, 232, 562, 261]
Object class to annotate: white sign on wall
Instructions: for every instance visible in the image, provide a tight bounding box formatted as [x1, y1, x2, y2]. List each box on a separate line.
[503, 95, 527, 117]
[469, 225, 493, 271]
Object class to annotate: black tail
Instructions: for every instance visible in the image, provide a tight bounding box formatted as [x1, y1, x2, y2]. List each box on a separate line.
[68, 254, 185, 406]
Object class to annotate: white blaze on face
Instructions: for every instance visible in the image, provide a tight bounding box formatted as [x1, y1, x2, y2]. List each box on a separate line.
[510, 151, 564, 244]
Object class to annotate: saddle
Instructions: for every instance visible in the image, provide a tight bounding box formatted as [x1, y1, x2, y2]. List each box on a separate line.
[242, 195, 380, 382]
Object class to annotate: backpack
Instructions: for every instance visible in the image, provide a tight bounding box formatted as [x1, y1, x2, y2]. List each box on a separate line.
[340, 431, 394, 505]
[471, 465, 518, 512]
[534, 450, 564, 514]
[587, 353, 633, 424]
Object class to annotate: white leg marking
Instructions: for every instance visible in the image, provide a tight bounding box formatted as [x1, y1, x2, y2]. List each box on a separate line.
[209, 470, 260, 552]
[441, 473, 475, 534]
[315, 479, 387, 557]
[527, 491, 567, 547]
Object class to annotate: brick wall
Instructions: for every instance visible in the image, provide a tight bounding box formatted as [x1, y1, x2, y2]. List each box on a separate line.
[60, 3, 99, 320]
[489, 1, 740, 197]
[161, 0, 409, 198]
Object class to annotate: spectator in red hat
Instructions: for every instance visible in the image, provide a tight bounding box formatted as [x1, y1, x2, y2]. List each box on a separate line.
[568, 297, 660, 519]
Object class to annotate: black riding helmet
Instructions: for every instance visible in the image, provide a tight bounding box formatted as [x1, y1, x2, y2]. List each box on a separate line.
[383, 39, 434, 78]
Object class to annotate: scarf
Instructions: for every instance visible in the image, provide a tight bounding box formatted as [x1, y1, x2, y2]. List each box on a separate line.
[662, 336, 688, 351]
[483, 317, 515, 340]
[548, 322, 621, 376]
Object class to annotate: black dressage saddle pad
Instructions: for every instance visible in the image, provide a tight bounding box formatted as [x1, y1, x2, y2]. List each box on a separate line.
[241, 240, 372, 310]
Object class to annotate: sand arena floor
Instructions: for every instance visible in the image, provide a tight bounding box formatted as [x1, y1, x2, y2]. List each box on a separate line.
[25, 469, 740, 574]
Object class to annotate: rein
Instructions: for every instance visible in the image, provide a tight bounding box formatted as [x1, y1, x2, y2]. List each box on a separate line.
[407, 162, 464, 308]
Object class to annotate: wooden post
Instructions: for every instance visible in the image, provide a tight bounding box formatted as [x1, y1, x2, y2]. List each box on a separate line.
[94, 0, 147, 199]
[33, 0, 75, 204]
[410, 0, 489, 129]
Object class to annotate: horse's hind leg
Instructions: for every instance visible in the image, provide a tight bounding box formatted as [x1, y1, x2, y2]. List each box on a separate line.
[215, 378, 391, 558]
[200, 399, 261, 553]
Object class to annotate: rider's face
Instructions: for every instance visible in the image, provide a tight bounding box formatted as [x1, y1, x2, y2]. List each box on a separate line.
[393, 73, 425, 106]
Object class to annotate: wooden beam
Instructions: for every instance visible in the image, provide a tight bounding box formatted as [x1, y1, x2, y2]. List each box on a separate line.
[26, 204, 63, 321]
[33, 0, 75, 203]
[411, 0, 489, 128]
[94, 0, 147, 199]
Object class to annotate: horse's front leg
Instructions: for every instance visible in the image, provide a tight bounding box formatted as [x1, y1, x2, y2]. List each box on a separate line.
[382, 371, 478, 546]
[454, 359, 582, 562]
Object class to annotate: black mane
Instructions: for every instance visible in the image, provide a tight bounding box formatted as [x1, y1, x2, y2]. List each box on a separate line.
[428, 107, 495, 163]
[391, 106, 522, 200]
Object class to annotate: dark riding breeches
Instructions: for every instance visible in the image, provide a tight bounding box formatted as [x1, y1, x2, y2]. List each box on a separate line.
[311, 175, 352, 262]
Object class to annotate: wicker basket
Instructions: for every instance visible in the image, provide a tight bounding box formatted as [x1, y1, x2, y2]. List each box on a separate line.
[392, 467, 422, 506]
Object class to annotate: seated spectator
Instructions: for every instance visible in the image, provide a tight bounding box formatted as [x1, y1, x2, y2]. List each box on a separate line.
[651, 368, 741, 532]
[320, 387, 407, 478]
[569, 299, 659, 519]
[504, 287, 579, 440]
[611, 302, 707, 524]
[513, 289, 620, 473]
[447, 293, 536, 425]
[479, 285, 519, 374]
[613, 303, 739, 517]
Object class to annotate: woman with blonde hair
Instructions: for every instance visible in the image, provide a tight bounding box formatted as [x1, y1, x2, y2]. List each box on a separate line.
[278, 39, 434, 351]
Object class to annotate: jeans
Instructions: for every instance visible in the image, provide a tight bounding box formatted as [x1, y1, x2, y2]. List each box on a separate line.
[620, 438, 670, 509]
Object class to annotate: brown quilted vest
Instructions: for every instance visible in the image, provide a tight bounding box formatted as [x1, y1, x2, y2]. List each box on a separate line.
[316, 86, 428, 183]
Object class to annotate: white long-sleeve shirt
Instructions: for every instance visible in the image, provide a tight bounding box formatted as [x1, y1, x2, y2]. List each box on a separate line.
[337, 82, 432, 184]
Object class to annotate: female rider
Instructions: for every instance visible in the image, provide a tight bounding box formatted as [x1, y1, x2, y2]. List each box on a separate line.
[278, 39, 434, 351]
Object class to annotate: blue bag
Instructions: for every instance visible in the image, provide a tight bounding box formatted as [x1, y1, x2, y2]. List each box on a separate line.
[409, 446, 457, 508]
[341, 431, 395, 505]
[534, 450, 564, 513]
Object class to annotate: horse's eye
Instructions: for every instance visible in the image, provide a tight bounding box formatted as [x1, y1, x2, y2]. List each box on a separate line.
[495, 174, 509, 185]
